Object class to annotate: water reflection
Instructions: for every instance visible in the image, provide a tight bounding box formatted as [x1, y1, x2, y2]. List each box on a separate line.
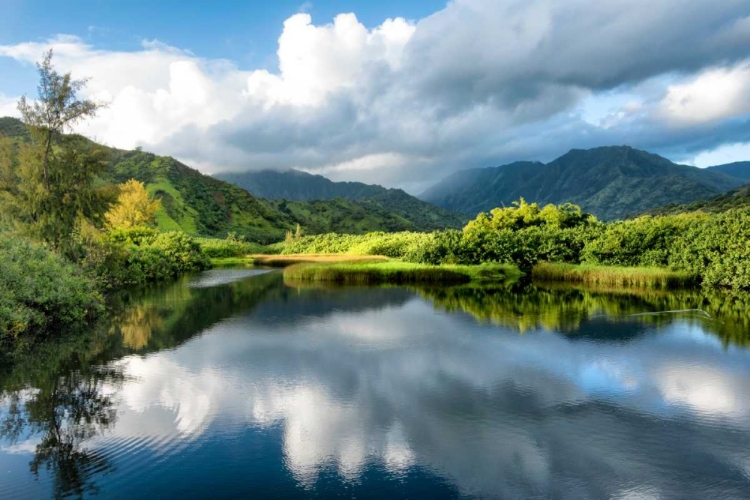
[1, 270, 749, 498]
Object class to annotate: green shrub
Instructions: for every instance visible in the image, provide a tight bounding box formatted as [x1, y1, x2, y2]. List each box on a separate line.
[84, 227, 210, 287]
[196, 236, 270, 258]
[0, 237, 103, 345]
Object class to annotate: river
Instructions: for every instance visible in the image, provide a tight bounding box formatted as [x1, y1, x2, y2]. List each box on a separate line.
[1, 268, 749, 499]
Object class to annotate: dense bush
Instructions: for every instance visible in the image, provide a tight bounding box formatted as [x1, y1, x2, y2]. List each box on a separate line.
[0, 237, 104, 345]
[85, 227, 211, 287]
[196, 235, 271, 258]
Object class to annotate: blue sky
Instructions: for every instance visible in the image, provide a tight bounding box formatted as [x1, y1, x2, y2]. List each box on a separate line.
[1, 0, 749, 190]
[0, 0, 443, 93]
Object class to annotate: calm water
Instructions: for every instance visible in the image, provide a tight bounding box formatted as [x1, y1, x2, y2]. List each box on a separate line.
[1, 269, 750, 499]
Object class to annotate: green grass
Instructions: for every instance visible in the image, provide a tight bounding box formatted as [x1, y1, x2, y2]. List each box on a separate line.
[283, 261, 522, 285]
[532, 262, 695, 289]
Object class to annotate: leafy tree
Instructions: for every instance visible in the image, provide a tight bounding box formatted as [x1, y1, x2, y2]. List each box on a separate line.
[17, 49, 102, 191]
[105, 179, 161, 229]
[295, 223, 303, 241]
[1, 51, 111, 251]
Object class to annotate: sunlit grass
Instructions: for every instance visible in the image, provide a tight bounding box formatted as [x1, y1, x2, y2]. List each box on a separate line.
[283, 260, 522, 285]
[253, 254, 388, 267]
[532, 262, 695, 289]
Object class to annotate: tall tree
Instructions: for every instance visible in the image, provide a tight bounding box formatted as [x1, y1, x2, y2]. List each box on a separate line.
[17, 50, 101, 191]
[0, 51, 112, 251]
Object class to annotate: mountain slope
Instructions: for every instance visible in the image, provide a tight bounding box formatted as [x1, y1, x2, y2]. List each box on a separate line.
[0, 117, 454, 242]
[421, 146, 746, 220]
[217, 169, 385, 201]
[646, 183, 750, 216]
[706, 161, 750, 181]
[217, 169, 467, 230]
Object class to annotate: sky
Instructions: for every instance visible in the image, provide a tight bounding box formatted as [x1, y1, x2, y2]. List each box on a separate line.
[1, 0, 749, 192]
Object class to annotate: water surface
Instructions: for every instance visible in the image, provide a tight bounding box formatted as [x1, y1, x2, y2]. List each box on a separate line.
[1, 269, 749, 499]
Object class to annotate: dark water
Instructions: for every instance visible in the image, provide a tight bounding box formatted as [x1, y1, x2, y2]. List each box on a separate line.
[2, 269, 750, 499]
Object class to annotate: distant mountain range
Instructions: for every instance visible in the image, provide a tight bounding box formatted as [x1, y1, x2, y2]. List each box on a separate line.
[420, 146, 748, 220]
[216, 169, 467, 230]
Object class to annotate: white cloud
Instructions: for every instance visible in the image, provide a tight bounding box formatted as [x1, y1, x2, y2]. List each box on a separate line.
[0, 0, 749, 186]
[692, 142, 750, 168]
[660, 62, 750, 126]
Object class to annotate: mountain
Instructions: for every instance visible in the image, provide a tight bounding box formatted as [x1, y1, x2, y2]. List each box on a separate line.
[706, 161, 750, 181]
[646, 183, 750, 216]
[217, 169, 385, 200]
[0, 117, 458, 242]
[421, 146, 747, 220]
[216, 169, 467, 230]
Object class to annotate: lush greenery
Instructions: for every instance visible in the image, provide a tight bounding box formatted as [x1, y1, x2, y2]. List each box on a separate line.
[0, 53, 213, 345]
[647, 183, 750, 215]
[421, 146, 746, 220]
[0, 237, 103, 346]
[284, 261, 520, 285]
[531, 263, 694, 289]
[279, 199, 750, 290]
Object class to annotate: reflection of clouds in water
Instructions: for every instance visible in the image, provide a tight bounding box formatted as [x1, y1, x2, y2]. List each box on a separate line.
[110, 296, 750, 497]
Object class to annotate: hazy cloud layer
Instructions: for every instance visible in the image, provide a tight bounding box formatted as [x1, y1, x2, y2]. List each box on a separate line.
[1, 0, 749, 190]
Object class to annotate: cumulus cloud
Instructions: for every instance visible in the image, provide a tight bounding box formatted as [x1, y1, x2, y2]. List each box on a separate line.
[1, 0, 749, 189]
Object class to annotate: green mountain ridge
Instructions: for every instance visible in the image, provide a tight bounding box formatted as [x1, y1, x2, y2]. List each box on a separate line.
[0, 117, 459, 242]
[706, 161, 750, 181]
[421, 146, 747, 220]
[216, 169, 468, 230]
[646, 183, 750, 216]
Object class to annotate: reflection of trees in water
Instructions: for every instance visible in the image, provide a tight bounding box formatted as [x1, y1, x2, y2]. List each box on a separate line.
[416, 282, 750, 346]
[1, 366, 125, 499]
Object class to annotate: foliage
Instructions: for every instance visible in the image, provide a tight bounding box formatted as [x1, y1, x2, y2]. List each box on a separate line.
[196, 234, 271, 258]
[83, 227, 211, 287]
[274, 200, 750, 291]
[0, 135, 113, 252]
[283, 261, 520, 285]
[0, 236, 103, 346]
[531, 262, 694, 289]
[17, 49, 103, 191]
[105, 179, 161, 229]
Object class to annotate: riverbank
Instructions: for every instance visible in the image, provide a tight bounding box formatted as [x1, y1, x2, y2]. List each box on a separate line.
[531, 262, 695, 289]
[283, 260, 522, 285]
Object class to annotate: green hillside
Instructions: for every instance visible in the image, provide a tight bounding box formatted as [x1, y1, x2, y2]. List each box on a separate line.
[421, 146, 747, 220]
[706, 161, 750, 181]
[217, 169, 467, 229]
[0, 117, 456, 243]
[646, 183, 750, 215]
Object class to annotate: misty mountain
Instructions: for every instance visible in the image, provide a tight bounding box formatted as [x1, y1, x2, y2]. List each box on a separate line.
[421, 146, 747, 220]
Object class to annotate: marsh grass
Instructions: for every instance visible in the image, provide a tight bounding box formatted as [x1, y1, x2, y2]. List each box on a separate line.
[283, 261, 521, 285]
[253, 254, 388, 267]
[532, 262, 695, 289]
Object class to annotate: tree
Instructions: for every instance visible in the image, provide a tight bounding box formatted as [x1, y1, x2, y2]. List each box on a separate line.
[105, 179, 161, 229]
[18, 50, 102, 192]
[0, 51, 112, 251]
[295, 223, 303, 241]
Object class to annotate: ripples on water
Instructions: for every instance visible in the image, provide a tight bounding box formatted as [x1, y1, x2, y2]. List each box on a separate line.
[1, 270, 749, 499]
